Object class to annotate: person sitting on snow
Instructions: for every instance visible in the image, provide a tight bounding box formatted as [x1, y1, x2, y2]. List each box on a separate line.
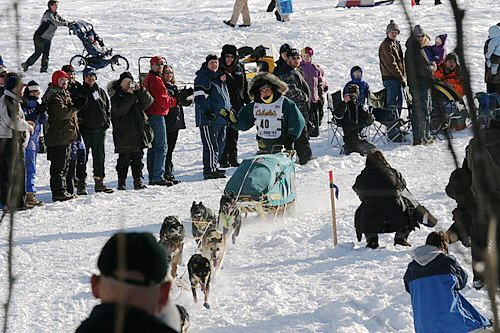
[220, 72, 305, 154]
[333, 84, 375, 155]
[342, 66, 370, 106]
[404, 231, 492, 333]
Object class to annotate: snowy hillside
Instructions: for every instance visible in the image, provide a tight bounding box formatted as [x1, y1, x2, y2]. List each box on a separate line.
[1, 0, 499, 332]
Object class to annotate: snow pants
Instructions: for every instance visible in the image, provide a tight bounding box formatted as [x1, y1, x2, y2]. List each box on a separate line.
[0, 138, 26, 209]
[47, 144, 71, 198]
[200, 125, 225, 175]
[116, 151, 144, 180]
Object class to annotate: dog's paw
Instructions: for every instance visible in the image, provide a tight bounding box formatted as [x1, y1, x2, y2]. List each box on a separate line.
[203, 302, 211, 309]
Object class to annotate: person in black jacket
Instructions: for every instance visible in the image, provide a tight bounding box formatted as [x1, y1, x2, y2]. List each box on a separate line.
[73, 68, 113, 194]
[218, 44, 249, 168]
[276, 48, 312, 165]
[161, 65, 189, 184]
[273, 43, 291, 77]
[22, 0, 72, 73]
[75, 232, 178, 333]
[109, 72, 154, 190]
[333, 84, 376, 155]
[353, 148, 418, 249]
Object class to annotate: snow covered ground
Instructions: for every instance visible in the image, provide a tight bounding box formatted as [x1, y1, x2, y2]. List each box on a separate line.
[1, 0, 499, 331]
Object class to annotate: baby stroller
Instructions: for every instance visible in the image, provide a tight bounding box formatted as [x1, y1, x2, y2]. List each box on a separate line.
[68, 20, 129, 71]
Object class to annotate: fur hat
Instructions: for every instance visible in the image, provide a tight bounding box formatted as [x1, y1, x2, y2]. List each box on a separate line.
[97, 232, 169, 286]
[205, 54, 218, 63]
[118, 71, 134, 83]
[386, 20, 400, 34]
[221, 44, 238, 58]
[51, 70, 69, 87]
[248, 72, 288, 99]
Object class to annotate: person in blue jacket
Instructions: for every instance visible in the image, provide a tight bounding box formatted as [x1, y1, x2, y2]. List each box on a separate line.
[343, 66, 370, 106]
[404, 231, 492, 333]
[194, 54, 231, 180]
[22, 80, 48, 208]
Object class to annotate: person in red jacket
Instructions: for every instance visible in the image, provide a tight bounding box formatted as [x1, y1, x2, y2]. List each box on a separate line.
[433, 52, 464, 97]
[143, 56, 177, 186]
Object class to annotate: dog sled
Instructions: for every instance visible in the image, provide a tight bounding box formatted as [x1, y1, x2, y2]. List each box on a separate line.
[224, 151, 296, 219]
[238, 35, 278, 83]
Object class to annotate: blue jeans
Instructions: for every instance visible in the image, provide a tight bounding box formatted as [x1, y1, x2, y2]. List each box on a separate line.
[147, 115, 167, 183]
[25, 148, 37, 193]
[383, 79, 403, 110]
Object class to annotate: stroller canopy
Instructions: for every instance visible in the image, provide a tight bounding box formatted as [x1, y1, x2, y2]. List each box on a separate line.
[69, 20, 94, 36]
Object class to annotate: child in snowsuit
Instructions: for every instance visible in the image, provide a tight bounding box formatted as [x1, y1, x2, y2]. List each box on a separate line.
[430, 34, 447, 64]
[486, 24, 500, 76]
[342, 66, 369, 106]
[22, 80, 47, 208]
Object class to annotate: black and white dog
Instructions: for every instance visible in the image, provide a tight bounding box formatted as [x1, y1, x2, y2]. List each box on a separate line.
[159, 216, 185, 278]
[190, 201, 217, 244]
[187, 254, 212, 309]
[218, 192, 242, 245]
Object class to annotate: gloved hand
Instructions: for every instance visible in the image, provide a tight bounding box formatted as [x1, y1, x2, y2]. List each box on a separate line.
[204, 110, 216, 121]
[219, 108, 237, 124]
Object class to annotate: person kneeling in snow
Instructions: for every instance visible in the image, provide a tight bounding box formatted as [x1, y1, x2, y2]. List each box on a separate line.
[353, 149, 420, 249]
[220, 72, 305, 154]
[404, 231, 492, 333]
[333, 84, 375, 155]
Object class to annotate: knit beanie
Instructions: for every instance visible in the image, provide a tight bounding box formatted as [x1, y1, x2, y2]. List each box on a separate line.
[386, 20, 400, 34]
[118, 71, 134, 85]
[27, 80, 41, 92]
[205, 54, 218, 63]
[279, 43, 291, 54]
[5, 74, 22, 92]
[413, 25, 426, 37]
[51, 70, 69, 87]
[61, 64, 75, 74]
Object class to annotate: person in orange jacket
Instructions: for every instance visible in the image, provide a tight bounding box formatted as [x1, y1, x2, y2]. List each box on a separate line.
[433, 52, 464, 98]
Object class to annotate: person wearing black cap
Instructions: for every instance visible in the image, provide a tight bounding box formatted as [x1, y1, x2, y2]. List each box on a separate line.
[61, 64, 88, 195]
[75, 232, 178, 333]
[22, 0, 72, 73]
[21, 80, 47, 208]
[273, 43, 291, 77]
[466, 109, 500, 290]
[0, 74, 33, 210]
[276, 48, 312, 164]
[194, 54, 231, 180]
[218, 44, 249, 168]
[72, 68, 113, 194]
[108, 71, 154, 190]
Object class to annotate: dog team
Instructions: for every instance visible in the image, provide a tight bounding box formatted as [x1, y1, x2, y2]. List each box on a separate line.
[158, 192, 242, 310]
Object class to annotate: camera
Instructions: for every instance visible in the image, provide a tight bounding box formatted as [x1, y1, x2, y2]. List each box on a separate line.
[129, 81, 138, 90]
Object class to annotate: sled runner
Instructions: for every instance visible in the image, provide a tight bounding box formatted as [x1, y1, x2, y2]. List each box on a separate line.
[68, 20, 129, 71]
[224, 151, 296, 219]
[240, 35, 278, 83]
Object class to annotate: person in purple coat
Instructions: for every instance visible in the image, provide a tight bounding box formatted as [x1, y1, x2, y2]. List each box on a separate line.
[431, 34, 448, 64]
[300, 46, 327, 137]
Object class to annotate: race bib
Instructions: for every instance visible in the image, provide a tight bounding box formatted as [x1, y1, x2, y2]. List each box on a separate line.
[253, 96, 284, 139]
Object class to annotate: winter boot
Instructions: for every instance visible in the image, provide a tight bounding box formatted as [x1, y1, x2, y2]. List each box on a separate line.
[21, 62, 29, 72]
[117, 179, 127, 191]
[76, 179, 88, 195]
[394, 238, 412, 247]
[52, 192, 76, 202]
[133, 177, 147, 190]
[94, 177, 114, 194]
[366, 239, 379, 249]
[26, 192, 44, 208]
[40, 59, 48, 73]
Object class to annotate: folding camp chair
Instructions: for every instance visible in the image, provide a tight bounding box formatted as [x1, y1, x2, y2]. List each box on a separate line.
[367, 89, 411, 144]
[327, 90, 344, 149]
[431, 83, 468, 140]
[474, 92, 500, 127]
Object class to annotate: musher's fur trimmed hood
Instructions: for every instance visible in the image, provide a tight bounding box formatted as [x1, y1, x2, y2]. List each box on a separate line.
[248, 72, 288, 99]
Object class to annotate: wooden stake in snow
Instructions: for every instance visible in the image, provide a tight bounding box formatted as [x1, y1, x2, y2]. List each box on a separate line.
[329, 170, 338, 246]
